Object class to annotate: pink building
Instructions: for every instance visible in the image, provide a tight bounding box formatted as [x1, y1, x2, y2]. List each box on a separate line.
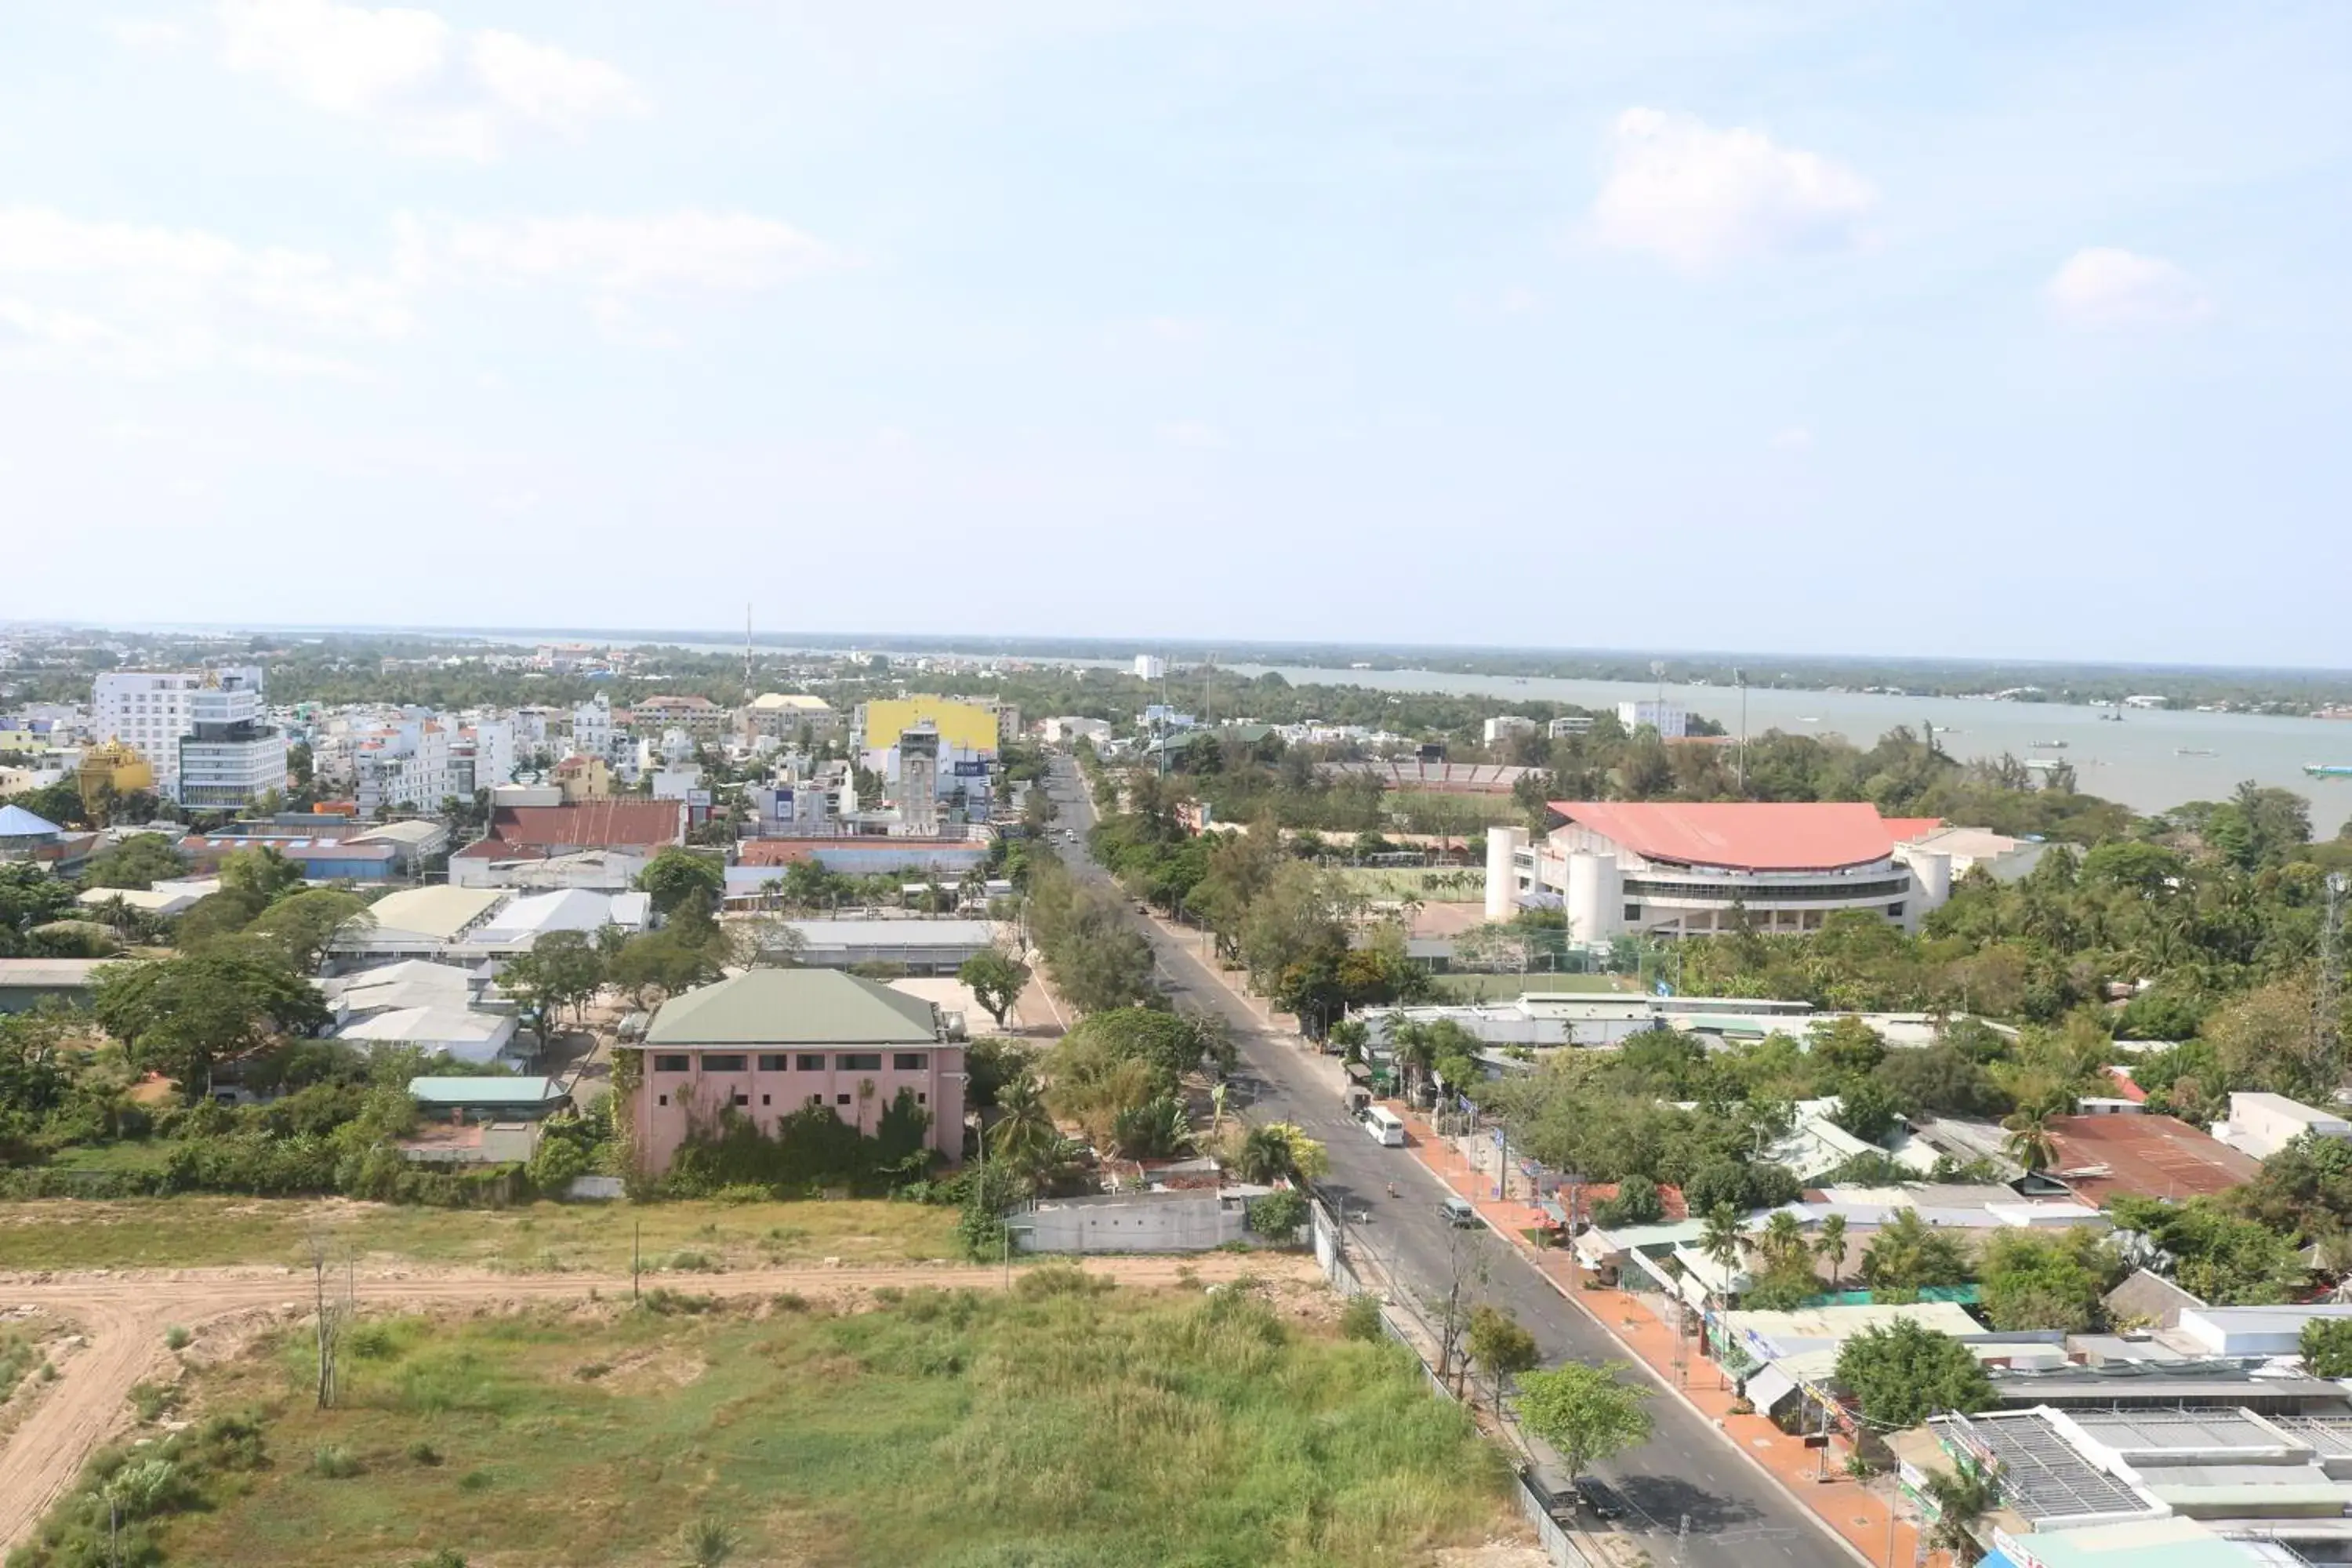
[624, 969, 965, 1173]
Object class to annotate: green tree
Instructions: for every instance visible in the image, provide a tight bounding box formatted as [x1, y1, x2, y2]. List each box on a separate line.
[1829, 1076, 1901, 1145]
[219, 846, 305, 905]
[1834, 1319, 1993, 1428]
[987, 1072, 1065, 1187]
[242, 888, 372, 972]
[1814, 1212, 1850, 1290]
[92, 952, 330, 1102]
[1923, 1465, 1994, 1566]
[1512, 1362, 1655, 1483]
[2303, 1317, 2352, 1377]
[1858, 1209, 1973, 1301]
[1466, 1304, 1541, 1406]
[637, 849, 725, 918]
[957, 949, 1033, 1028]
[499, 929, 607, 1031]
[1233, 1121, 1329, 1185]
[2001, 1103, 2062, 1174]
[1699, 1203, 1746, 1308]
[78, 834, 188, 891]
[1977, 1229, 2118, 1332]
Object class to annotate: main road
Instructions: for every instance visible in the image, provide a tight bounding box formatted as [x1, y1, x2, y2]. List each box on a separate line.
[1040, 758, 1847, 1568]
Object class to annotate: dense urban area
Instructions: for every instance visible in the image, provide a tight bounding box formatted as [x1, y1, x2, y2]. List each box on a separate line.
[9, 626, 2352, 1568]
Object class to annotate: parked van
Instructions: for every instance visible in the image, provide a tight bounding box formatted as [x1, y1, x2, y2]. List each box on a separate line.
[1361, 1105, 1406, 1147]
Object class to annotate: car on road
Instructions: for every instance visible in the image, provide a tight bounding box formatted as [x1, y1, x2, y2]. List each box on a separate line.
[1573, 1476, 1627, 1521]
[1439, 1196, 1479, 1228]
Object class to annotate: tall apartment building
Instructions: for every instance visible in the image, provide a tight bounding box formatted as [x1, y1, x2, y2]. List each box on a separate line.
[93, 666, 281, 807]
[352, 720, 452, 816]
[176, 673, 289, 811]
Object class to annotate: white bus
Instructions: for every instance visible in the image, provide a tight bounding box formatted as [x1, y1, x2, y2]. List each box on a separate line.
[1361, 1105, 1406, 1147]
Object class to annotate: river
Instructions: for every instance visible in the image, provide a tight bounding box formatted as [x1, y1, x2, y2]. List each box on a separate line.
[1221, 663, 2352, 835]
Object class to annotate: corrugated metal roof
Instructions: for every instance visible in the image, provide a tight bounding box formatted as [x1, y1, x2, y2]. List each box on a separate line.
[407, 1076, 563, 1103]
[642, 970, 938, 1046]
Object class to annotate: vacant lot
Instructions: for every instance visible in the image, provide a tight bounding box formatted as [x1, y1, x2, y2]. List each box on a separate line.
[18, 1272, 1515, 1567]
[0, 1196, 960, 1275]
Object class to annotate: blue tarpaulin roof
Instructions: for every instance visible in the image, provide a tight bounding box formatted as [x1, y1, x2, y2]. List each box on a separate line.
[0, 804, 62, 838]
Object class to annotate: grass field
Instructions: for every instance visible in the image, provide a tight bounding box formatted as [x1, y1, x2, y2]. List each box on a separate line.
[1426, 972, 1632, 1002]
[0, 1196, 960, 1274]
[22, 1274, 1515, 1567]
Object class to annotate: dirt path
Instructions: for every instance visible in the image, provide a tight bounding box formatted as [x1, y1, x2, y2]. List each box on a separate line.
[0, 1252, 1312, 1554]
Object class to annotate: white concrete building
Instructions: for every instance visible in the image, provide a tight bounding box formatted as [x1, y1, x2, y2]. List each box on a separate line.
[572, 693, 615, 762]
[1483, 715, 1537, 746]
[1617, 700, 1688, 739]
[352, 720, 452, 815]
[176, 674, 287, 811]
[1489, 801, 1976, 940]
[1043, 716, 1112, 747]
[2218, 1091, 2352, 1160]
[1134, 654, 1167, 681]
[93, 666, 275, 805]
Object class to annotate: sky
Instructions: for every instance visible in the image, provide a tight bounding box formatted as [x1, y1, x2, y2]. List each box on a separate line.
[3, 2, 2350, 664]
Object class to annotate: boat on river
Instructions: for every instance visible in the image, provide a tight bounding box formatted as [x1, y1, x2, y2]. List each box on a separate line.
[2177, 748, 2217, 757]
[2306, 764, 2352, 779]
[2031, 739, 2068, 749]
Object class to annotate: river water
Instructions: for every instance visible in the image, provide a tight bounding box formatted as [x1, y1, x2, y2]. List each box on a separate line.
[1222, 663, 2352, 835]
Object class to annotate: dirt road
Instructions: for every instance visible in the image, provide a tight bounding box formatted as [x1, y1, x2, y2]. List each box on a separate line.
[0, 1252, 1312, 1554]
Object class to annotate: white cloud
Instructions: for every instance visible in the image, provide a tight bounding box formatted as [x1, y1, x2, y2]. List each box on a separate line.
[1592, 107, 1875, 273]
[1156, 419, 1229, 450]
[2045, 247, 2210, 331]
[0, 206, 406, 376]
[0, 203, 840, 372]
[1770, 426, 1813, 451]
[471, 30, 648, 133]
[422, 212, 837, 292]
[209, 0, 643, 159]
[104, 17, 187, 48]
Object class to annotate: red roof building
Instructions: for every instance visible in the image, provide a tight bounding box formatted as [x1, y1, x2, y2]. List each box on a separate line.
[2046, 1112, 2259, 1207]
[1545, 801, 1942, 873]
[448, 800, 687, 890]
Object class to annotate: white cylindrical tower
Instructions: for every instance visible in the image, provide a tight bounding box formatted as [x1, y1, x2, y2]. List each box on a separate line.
[1566, 851, 1621, 944]
[1906, 849, 1951, 924]
[1484, 826, 1526, 921]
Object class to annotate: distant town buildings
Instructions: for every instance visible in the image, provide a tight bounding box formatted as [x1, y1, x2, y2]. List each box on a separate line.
[93, 666, 285, 808]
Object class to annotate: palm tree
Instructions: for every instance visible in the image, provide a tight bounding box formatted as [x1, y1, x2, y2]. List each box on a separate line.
[1922, 1465, 1993, 1566]
[1758, 1210, 1806, 1272]
[1699, 1203, 1744, 1312]
[1234, 1122, 1330, 1185]
[989, 1074, 1062, 1187]
[1814, 1213, 1850, 1290]
[2002, 1105, 2060, 1174]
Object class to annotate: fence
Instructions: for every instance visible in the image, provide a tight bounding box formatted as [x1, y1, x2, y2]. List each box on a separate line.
[1308, 1197, 1598, 1568]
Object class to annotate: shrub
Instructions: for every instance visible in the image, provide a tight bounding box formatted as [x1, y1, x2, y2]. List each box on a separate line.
[458, 1469, 494, 1492]
[407, 1552, 468, 1568]
[665, 1250, 718, 1273]
[129, 1380, 180, 1421]
[1340, 1294, 1385, 1342]
[573, 1363, 612, 1381]
[405, 1440, 443, 1466]
[310, 1444, 361, 1479]
[771, 1291, 810, 1313]
[1246, 1188, 1309, 1240]
[162, 1325, 191, 1351]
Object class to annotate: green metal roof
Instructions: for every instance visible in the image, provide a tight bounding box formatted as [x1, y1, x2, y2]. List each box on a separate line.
[642, 970, 939, 1047]
[406, 1076, 565, 1105]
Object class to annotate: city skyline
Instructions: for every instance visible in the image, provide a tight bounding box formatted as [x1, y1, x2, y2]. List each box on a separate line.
[3, 2, 2348, 661]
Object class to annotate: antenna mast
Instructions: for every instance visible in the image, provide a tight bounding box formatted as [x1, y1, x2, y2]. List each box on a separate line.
[743, 603, 753, 704]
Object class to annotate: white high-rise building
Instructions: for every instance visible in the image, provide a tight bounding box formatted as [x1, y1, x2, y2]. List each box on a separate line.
[94, 666, 271, 805]
[572, 693, 614, 761]
[352, 720, 452, 815]
[174, 673, 288, 811]
[1134, 654, 1167, 681]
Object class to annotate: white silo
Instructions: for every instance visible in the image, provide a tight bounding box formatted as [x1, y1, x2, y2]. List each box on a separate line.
[1484, 826, 1526, 921]
[1905, 848, 1952, 925]
[1566, 851, 1621, 944]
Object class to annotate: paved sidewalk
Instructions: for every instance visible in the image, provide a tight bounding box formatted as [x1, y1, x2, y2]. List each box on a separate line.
[1392, 1106, 1930, 1568]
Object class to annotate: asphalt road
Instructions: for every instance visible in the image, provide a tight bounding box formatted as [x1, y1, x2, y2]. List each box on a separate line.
[1040, 760, 1848, 1568]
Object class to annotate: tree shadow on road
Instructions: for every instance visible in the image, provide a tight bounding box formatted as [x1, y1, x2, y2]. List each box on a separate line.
[1610, 1471, 1771, 1538]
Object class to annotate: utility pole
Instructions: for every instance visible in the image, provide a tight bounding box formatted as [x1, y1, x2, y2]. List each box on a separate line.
[1735, 666, 1748, 796]
[632, 1219, 642, 1302]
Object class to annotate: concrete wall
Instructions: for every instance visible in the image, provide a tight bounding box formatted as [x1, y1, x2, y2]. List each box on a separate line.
[1018, 1192, 1247, 1253]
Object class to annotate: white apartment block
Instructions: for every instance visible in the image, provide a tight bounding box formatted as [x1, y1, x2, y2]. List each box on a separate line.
[94, 666, 277, 807]
[352, 720, 453, 816]
[1617, 700, 1688, 739]
[1134, 654, 1167, 681]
